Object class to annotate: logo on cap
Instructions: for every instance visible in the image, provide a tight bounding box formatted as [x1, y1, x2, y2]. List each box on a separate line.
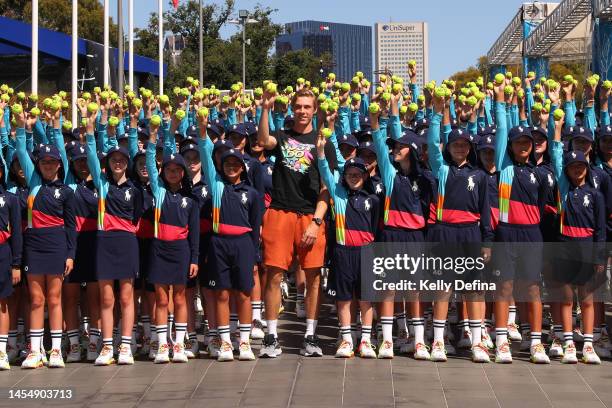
[571, 152, 576, 158]
[518, 126, 524, 132]
[486, 136, 491, 143]
[45, 146, 50, 152]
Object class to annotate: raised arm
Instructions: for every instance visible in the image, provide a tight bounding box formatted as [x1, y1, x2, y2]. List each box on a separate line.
[316, 131, 338, 199]
[85, 108, 103, 190]
[257, 90, 278, 150]
[370, 111, 395, 191]
[146, 116, 162, 196]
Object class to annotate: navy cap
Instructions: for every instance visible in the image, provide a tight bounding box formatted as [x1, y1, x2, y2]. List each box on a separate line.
[562, 125, 574, 140]
[186, 125, 198, 138]
[530, 126, 547, 139]
[116, 132, 128, 141]
[597, 125, 612, 139]
[226, 123, 249, 139]
[359, 114, 371, 131]
[508, 125, 533, 141]
[162, 152, 187, 169]
[137, 126, 150, 140]
[477, 133, 496, 151]
[62, 128, 79, 141]
[338, 134, 359, 148]
[213, 139, 234, 156]
[70, 144, 88, 161]
[357, 141, 376, 155]
[572, 126, 594, 142]
[180, 142, 199, 156]
[414, 118, 430, 133]
[564, 150, 588, 167]
[477, 125, 496, 138]
[37, 144, 61, 161]
[106, 145, 130, 160]
[343, 157, 367, 173]
[179, 135, 199, 150]
[133, 148, 146, 160]
[449, 118, 460, 130]
[447, 128, 474, 145]
[244, 121, 258, 137]
[389, 130, 420, 151]
[207, 119, 224, 137]
[220, 148, 247, 172]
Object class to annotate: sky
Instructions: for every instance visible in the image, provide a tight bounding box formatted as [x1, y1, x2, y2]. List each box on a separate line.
[109, 0, 530, 80]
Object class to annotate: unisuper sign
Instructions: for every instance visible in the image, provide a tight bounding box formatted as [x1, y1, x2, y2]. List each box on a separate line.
[381, 24, 416, 32]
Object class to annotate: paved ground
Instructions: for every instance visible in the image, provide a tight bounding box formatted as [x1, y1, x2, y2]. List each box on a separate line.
[1, 300, 611, 408]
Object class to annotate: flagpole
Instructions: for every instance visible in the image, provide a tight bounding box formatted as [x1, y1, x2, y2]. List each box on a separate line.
[103, 0, 109, 87]
[71, 0, 78, 125]
[31, 0, 38, 94]
[118, 0, 124, 96]
[199, 0, 203, 84]
[128, 0, 134, 90]
[158, 0, 163, 93]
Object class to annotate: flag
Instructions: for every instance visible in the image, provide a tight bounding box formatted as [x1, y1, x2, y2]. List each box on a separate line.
[172, 0, 179, 9]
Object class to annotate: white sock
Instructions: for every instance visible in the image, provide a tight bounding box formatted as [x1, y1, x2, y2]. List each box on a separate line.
[157, 325, 168, 345]
[340, 325, 352, 343]
[175, 323, 187, 345]
[89, 328, 101, 346]
[413, 318, 425, 344]
[239, 324, 251, 343]
[0, 335, 7, 353]
[530, 332, 542, 347]
[251, 301, 262, 322]
[583, 333, 593, 347]
[50, 330, 62, 350]
[305, 319, 317, 337]
[407, 318, 415, 337]
[361, 325, 371, 342]
[82, 316, 90, 333]
[150, 325, 158, 342]
[121, 336, 132, 349]
[381, 316, 393, 343]
[563, 332, 573, 346]
[267, 319, 278, 338]
[433, 319, 446, 343]
[469, 320, 482, 346]
[495, 328, 508, 347]
[508, 306, 517, 324]
[218, 325, 231, 343]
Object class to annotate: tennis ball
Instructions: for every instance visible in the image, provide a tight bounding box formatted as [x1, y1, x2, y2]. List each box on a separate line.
[0, 94, 9, 103]
[158, 95, 169, 105]
[17, 92, 26, 101]
[7, 88, 12, 95]
[434, 87, 447, 98]
[533, 102, 543, 112]
[319, 101, 329, 112]
[180, 88, 190, 97]
[43, 98, 52, 109]
[193, 80, 200, 87]
[321, 128, 333, 138]
[82, 92, 91, 100]
[186, 76, 194, 84]
[173, 87, 181, 95]
[202, 88, 210, 96]
[368, 103, 380, 114]
[296, 78, 305, 85]
[504, 85, 514, 95]
[527, 71, 536, 79]
[487, 82, 494, 90]
[50, 100, 61, 111]
[100, 91, 110, 101]
[517, 89, 525, 98]
[333, 81, 341, 90]
[379, 74, 387, 83]
[399, 105, 408, 115]
[494, 73, 505, 85]
[29, 94, 38, 102]
[593, 74, 600, 81]
[327, 101, 338, 112]
[222, 95, 230, 104]
[408, 102, 418, 112]
[197, 107, 209, 118]
[351, 93, 361, 103]
[30, 107, 40, 116]
[603, 80, 612, 90]
[476, 77, 484, 87]
[340, 83, 350, 93]
[376, 86, 383, 94]
[408, 59, 416, 67]
[284, 85, 294, 94]
[231, 84, 241, 93]
[466, 96, 478, 106]
[80, 118, 87, 127]
[127, 91, 135, 99]
[553, 109, 564, 121]
[11, 104, 23, 114]
[266, 83, 277, 94]
[505, 71, 513, 79]
[392, 83, 403, 94]
[132, 98, 142, 109]
[103, 84, 111, 91]
[108, 116, 119, 127]
[417, 95, 425, 102]
[352, 76, 360, 84]
[381, 93, 391, 102]
[563, 74, 574, 83]
[512, 77, 521, 86]
[93, 86, 101, 94]
[61, 101, 69, 110]
[87, 102, 98, 113]
[0, 84, 7, 93]
[317, 94, 327, 103]
[587, 76, 598, 87]
[63, 121, 72, 130]
[150, 115, 162, 126]
[59, 91, 67, 99]
[175, 109, 186, 120]
[458, 95, 467, 104]
[327, 73, 336, 81]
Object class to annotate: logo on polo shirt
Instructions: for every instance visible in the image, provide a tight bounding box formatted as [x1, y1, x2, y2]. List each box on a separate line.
[181, 197, 188, 208]
[530, 173, 537, 184]
[241, 192, 248, 204]
[467, 175, 475, 191]
[201, 186, 208, 198]
[583, 194, 590, 207]
[411, 180, 419, 192]
[547, 173, 553, 187]
[54, 188, 61, 199]
[0, 197, 5, 208]
[124, 188, 132, 201]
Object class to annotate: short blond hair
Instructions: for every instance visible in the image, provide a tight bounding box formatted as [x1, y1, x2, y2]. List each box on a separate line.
[290, 89, 316, 107]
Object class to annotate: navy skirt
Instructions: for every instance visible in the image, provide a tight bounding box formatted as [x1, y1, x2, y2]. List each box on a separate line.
[147, 239, 190, 285]
[66, 231, 97, 283]
[23, 227, 67, 276]
[95, 231, 139, 281]
[0, 244, 13, 299]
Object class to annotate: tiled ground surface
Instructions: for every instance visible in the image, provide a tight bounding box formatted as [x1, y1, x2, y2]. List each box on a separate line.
[1, 301, 611, 408]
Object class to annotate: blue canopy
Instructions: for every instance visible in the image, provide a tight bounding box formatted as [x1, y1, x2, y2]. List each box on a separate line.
[0, 16, 166, 76]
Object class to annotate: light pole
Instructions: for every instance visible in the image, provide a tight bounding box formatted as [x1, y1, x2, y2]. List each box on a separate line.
[199, 0, 203, 84]
[229, 10, 258, 87]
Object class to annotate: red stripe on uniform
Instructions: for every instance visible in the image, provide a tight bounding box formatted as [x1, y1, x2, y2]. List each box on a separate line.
[136, 218, 154, 238]
[103, 214, 137, 233]
[386, 210, 425, 230]
[544, 204, 558, 215]
[0, 230, 10, 244]
[31, 210, 64, 228]
[507, 200, 540, 225]
[428, 202, 437, 225]
[75, 216, 97, 232]
[200, 219, 212, 234]
[344, 229, 374, 247]
[157, 223, 188, 241]
[490, 207, 499, 231]
[264, 193, 272, 209]
[562, 225, 594, 238]
[217, 223, 252, 236]
[439, 209, 480, 224]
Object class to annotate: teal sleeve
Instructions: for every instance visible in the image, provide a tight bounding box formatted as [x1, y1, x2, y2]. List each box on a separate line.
[15, 128, 35, 185]
[210, 107, 218, 121]
[389, 115, 402, 140]
[467, 120, 477, 135]
[338, 106, 351, 136]
[525, 88, 534, 126]
[49, 128, 69, 178]
[25, 131, 33, 153]
[161, 119, 176, 155]
[317, 155, 337, 199]
[442, 124, 451, 145]
[328, 130, 345, 172]
[550, 140, 568, 196]
[177, 115, 189, 137]
[268, 110, 276, 133]
[519, 119, 529, 127]
[563, 101, 576, 128]
[484, 96, 493, 126]
[379, 116, 389, 139]
[494, 102, 509, 171]
[427, 112, 444, 175]
[128, 127, 138, 161]
[372, 127, 395, 191]
[255, 106, 262, 125]
[601, 110, 611, 127]
[584, 106, 597, 130]
[96, 122, 107, 153]
[85, 133, 102, 190]
[359, 93, 369, 117]
[33, 119, 48, 144]
[0, 127, 7, 149]
[409, 83, 419, 100]
[548, 104, 558, 140]
[416, 108, 425, 121]
[510, 104, 519, 127]
[145, 142, 160, 196]
[350, 110, 360, 133]
[272, 111, 285, 131]
[449, 98, 456, 121]
[199, 137, 217, 190]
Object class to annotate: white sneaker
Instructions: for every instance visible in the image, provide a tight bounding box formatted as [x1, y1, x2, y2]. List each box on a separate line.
[94, 345, 115, 366]
[593, 339, 611, 359]
[444, 337, 456, 355]
[414, 342, 431, 360]
[561, 342, 578, 364]
[457, 329, 472, 349]
[172, 344, 188, 363]
[251, 319, 265, 340]
[530, 343, 550, 364]
[66, 343, 81, 363]
[154, 343, 170, 364]
[507, 323, 522, 341]
[482, 331, 494, 350]
[430, 340, 447, 362]
[549, 338, 564, 358]
[377, 340, 394, 359]
[295, 299, 306, 319]
[148, 340, 159, 360]
[358, 340, 377, 358]
[582, 344, 602, 364]
[21, 351, 43, 369]
[217, 340, 234, 362]
[238, 341, 256, 361]
[335, 340, 354, 358]
[0, 352, 9, 370]
[40, 347, 48, 366]
[184, 338, 198, 358]
[259, 334, 282, 358]
[208, 337, 222, 359]
[400, 338, 415, 354]
[495, 342, 513, 363]
[118, 344, 134, 365]
[48, 349, 65, 368]
[472, 343, 491, 363]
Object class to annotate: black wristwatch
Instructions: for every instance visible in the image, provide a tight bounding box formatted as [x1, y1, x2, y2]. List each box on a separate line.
[312, 217, 323, 226]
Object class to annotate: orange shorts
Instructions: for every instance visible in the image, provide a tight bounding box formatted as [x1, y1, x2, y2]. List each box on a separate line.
[262, 208, 327, 271]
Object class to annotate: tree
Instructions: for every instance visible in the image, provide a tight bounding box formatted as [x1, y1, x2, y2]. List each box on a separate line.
[271, 49, 327, 88]
[0, 0, 119, 46]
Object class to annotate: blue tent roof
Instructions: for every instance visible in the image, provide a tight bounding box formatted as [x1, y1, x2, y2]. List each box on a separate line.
[0, 16, 166, 76]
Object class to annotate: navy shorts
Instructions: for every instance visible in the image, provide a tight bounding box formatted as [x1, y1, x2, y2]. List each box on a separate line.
[23, 227, 68, 276]
[95, 231, 138, 281]
[197, 234, 211, 286]
[147, 239, 190, 286]
[491, 223, 542, 282]
[66, 231, 97, 283]
[551, 238, 607, 290]
[427, 223, 484, 284]
[327, 244, 364, 301]
[378, 227, 425, 243]
[206, 234, 255, 292]
[135, 238, 154, 292]
[0, 244, 13, 299]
